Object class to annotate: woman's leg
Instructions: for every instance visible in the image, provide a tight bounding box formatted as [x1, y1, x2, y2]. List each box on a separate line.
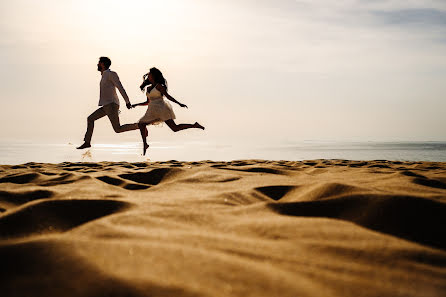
[138, 123, 149, 155]
[165, 119, 205, 132]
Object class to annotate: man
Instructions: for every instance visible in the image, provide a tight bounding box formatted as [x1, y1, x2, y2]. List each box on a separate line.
[77, 57, 138, 149]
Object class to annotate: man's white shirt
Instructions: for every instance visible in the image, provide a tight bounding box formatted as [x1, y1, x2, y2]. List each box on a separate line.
[99, 69, 130, 106]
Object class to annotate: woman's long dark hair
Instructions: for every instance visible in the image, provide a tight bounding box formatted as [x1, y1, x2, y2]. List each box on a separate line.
[140, 67, 168, 91]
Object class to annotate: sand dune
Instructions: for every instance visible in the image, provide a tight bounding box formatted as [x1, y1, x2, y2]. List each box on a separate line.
[0, 160, 445, 296]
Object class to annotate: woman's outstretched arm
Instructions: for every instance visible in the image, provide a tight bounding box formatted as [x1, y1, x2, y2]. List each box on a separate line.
[156, 85, 188, 108]
[132, 100, 149, 108]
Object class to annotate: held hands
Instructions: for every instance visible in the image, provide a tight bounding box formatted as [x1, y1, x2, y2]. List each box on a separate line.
[129, 101, 186, 108]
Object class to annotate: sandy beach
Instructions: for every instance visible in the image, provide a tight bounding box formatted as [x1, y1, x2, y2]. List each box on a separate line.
[0, 159, 445, 297]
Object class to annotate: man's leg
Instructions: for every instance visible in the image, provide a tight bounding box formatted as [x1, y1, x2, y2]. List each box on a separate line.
[84, 107, 106, 144]
[104, 103, 139, 133]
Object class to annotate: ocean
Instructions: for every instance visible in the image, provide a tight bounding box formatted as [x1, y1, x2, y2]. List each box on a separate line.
[1, 141, 446, 164]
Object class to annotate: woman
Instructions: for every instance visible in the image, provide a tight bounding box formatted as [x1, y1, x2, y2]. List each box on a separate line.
[132, 67, 205, 155]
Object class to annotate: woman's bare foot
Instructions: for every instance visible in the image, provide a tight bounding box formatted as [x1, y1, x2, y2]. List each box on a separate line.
[194, 122, 205, 130]
[143, 143, 149, 156]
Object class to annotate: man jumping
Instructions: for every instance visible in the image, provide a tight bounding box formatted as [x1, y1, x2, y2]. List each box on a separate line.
[77, 57, 138, 149]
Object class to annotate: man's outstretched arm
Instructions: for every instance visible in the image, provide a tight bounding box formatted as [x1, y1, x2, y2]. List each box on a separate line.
[110, 72, 132, 109]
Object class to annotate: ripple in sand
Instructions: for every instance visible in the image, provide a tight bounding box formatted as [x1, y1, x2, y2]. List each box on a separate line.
[119, 168, 182, 185]
[0, 199, 132, 239]
[0, 189, 54, 206]
[255, 186, 296, 201]
[269, 194, 446, 250]
[0, 173, 40, 184]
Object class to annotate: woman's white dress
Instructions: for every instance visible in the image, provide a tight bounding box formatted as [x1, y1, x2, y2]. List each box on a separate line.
[138, 85, 176, 124]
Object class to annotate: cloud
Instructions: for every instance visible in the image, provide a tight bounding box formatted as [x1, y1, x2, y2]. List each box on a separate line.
[370, 8, 446, 27]
[357, 0, 446, 11]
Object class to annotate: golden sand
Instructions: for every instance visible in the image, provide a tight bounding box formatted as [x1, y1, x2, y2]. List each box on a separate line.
[0, 160, 445, 296]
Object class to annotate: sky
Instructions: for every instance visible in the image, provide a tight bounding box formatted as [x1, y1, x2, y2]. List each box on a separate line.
[1, 0, 446, 146]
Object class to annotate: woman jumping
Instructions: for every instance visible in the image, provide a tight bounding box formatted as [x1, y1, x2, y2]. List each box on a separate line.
[132, 67, 205, 155]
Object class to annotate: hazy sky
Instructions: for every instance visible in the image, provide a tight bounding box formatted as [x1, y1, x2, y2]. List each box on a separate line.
[1, 0, 445, 145]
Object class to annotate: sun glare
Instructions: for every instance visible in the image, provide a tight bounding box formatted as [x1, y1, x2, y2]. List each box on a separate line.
[82, 0, 187, 28]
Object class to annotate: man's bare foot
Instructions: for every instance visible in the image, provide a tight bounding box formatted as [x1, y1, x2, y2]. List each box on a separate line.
[143, 143, 149, 156]
[194, 122, 205, 130]
[77, 142, 91, 149]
